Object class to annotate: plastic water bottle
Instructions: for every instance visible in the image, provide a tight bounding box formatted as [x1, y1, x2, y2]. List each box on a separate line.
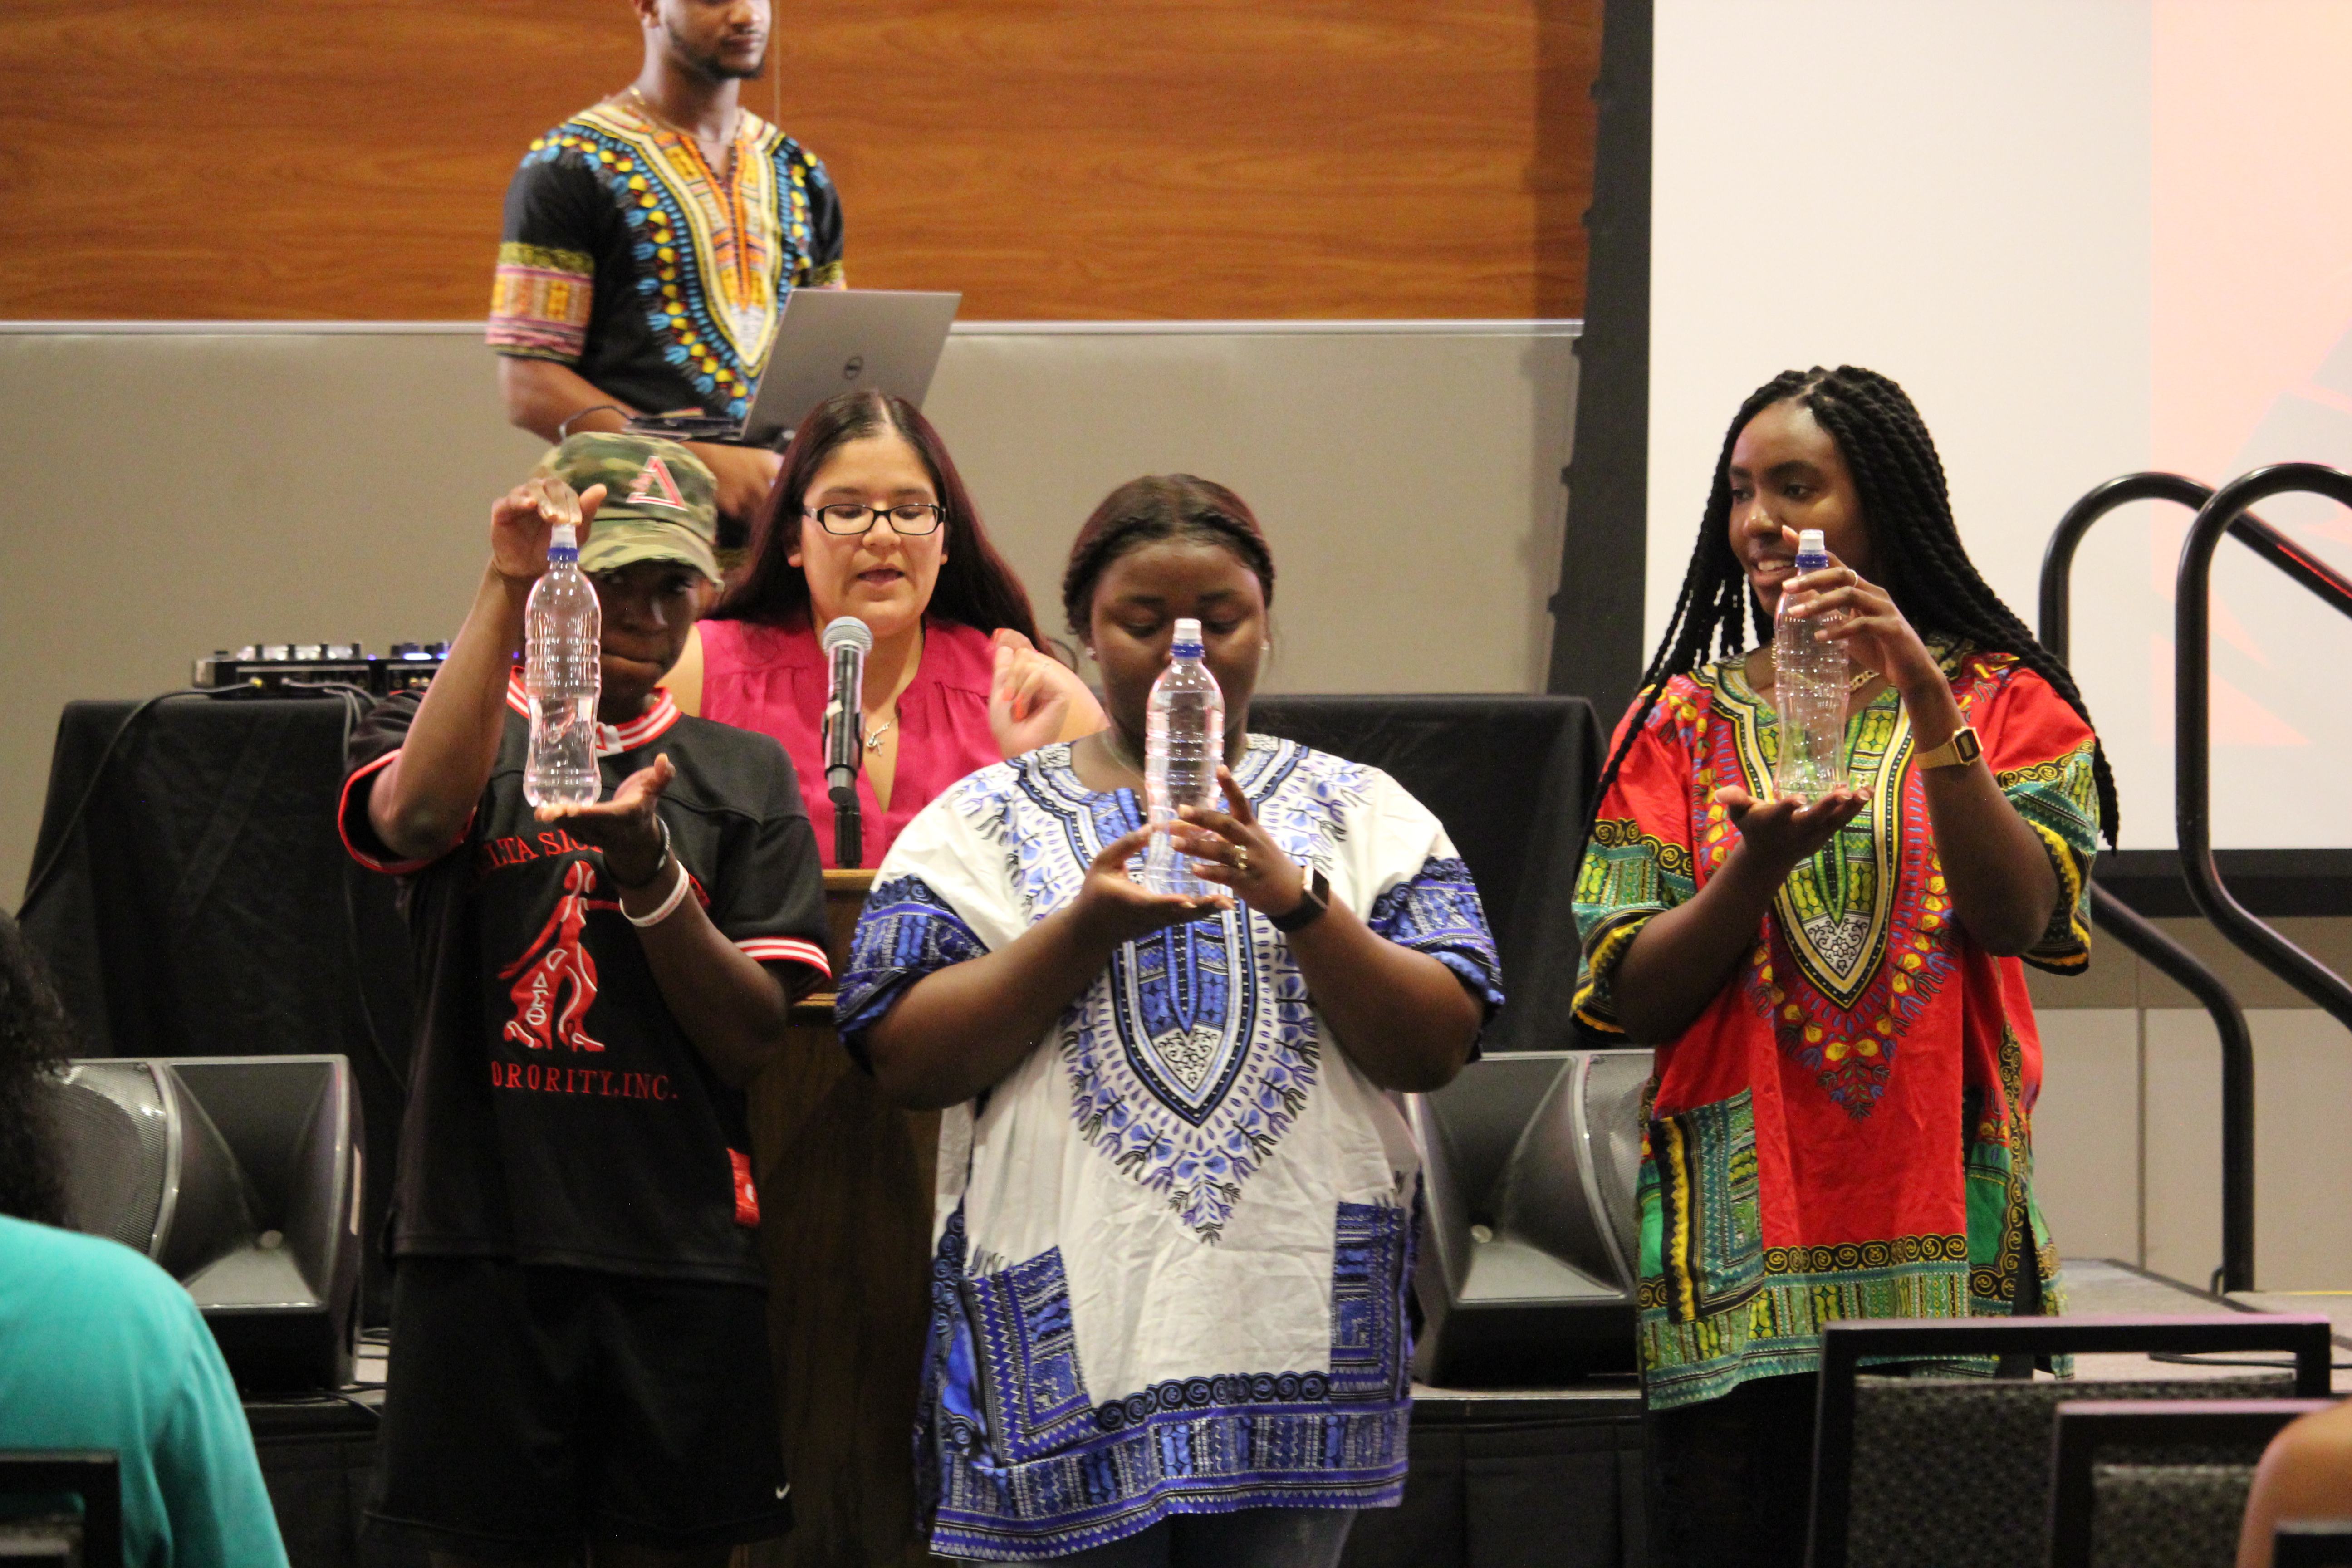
[1141, 618, 1225, 897]
[523, 520, 602, 808]
[1772, 528, 1847, 798]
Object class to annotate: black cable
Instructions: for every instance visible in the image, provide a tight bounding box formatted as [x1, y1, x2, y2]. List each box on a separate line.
[293, 681, 413, 1098]
[17, 681, 413, 1098]
[18, 687, 216, 918]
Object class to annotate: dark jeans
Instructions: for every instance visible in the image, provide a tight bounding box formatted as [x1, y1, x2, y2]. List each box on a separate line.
[1646, 1372, 1820, 1568]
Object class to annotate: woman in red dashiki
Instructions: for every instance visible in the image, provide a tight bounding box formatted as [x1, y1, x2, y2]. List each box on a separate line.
[1571, 367, 2114, 1568]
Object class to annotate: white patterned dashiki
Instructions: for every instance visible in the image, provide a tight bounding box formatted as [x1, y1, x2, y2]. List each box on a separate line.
[837, 736, 1503, 1561]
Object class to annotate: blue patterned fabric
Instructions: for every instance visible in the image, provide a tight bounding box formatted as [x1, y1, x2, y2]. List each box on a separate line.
[1365, 854, 1507, 1024]
[837, 874, 989, 1064]
[847, 737, 1500, 1560]
[919, 1202, 1416, 1558]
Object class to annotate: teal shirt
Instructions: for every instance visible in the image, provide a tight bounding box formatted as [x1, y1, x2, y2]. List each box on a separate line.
[0, 1215, 288, 1568]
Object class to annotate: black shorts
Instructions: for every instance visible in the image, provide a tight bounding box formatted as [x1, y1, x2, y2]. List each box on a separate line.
[364, 1255, 791, 1559]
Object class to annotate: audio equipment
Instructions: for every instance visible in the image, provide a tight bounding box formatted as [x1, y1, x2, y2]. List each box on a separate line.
[51, 1055, 361, 1392]
[193, 642, 447, 696]
[1407, 1048, 1652, 1386]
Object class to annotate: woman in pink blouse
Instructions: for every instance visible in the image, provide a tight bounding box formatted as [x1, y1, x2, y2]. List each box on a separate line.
[672, 390, 1103, 866]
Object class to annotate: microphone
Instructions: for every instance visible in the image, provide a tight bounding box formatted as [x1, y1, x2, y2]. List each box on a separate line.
[820, 616, 873, 866]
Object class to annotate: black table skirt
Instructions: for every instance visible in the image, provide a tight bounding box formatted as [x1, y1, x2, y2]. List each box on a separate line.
[20, 689, 1607, 1328]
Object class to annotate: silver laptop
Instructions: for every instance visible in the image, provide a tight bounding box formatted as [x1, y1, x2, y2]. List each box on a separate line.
[739, 288, 960, 447]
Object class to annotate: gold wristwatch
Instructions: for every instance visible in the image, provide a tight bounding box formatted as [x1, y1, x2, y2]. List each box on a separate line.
[1913, 725, 1983, 770]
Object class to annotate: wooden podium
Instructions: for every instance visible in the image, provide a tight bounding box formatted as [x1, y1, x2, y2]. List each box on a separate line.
[746, 869, 941, 1568]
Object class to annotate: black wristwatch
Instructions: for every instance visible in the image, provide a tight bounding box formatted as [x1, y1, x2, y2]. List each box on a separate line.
[1268, 867, 1331, 933]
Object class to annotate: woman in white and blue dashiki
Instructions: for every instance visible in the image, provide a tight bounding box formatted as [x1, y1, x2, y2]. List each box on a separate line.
[837, 475, 1501, 1566]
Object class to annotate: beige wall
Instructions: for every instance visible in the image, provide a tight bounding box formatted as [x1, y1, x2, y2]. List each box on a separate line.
[0, 321, 1578, 903]
[2028, 917, 2352, 1291]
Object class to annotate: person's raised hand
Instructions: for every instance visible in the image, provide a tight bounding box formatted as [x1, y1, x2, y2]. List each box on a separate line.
[535, 752, 674, 887]
[1069, 824, 1231, 946]
[988, 629, 1085, 758]
[1714, 780, 1869, 874]
[1171, 766, 1308, 919]
[685, 441, 783, 528]
[490, 478, 606, 584]
[1776, 525, 1935, 691]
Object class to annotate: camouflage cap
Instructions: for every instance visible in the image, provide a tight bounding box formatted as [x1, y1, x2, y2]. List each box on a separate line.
[532, 433, 722, 584]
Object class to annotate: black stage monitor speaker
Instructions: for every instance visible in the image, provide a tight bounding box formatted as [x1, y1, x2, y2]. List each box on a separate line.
[1407, 1048, 1652, 1387]
[50, 1055, 360, 1393]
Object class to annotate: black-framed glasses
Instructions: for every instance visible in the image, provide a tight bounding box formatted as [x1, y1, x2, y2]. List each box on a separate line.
[806, 502, 946, 536]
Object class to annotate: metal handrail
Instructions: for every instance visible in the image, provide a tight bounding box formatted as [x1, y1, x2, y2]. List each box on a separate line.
[2178, 463, 2352, 1031]
[2040, 471, 2256, 1291]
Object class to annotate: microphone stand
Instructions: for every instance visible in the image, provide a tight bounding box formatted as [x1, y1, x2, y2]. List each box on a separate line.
[832, 784, 862, 869]
[821, 615, 874, 868]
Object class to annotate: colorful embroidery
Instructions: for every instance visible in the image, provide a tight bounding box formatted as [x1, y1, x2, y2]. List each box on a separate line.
[488, 242, 596, 360]
[945, 740, 1371, 1242]
[1965, 1024, 2065, 1315]
[1998, 741, 2101, 970]
[1572, 818, 1697, 1031]
[837, 875, 989, 1049]
[1636, 1146, 1973, 1409]
[505, 102, 834, 417]
[923, 1200, 1413, 1559]
[1364, 856, 1507, 1011]
[1578, 644, 2101, 1410]
[1650, 1090, 1764, 1323]
[1707, 666, 1960, 1116]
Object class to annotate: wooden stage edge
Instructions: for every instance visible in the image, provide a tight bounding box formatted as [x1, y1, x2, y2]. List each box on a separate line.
[746, 869, 942, 1568]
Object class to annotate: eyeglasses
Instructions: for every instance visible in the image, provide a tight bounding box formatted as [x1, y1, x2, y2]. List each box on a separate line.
[805, 502, 946, 536]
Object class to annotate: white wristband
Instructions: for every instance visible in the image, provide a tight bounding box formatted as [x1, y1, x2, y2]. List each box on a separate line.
[621, 821, 691, 928]
[624, 855, 692, 928]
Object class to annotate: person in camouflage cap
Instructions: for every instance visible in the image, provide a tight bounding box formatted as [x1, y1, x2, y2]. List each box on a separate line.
[343, 433, 824, 1563]
[534, 432, 723, 585]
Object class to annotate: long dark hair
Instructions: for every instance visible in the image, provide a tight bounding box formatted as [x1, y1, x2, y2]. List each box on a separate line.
[1593, 365, 2118, 844]
[0, 912, 72, 1226]
[1060, 474, 1277, 636]
[712, 389, 1044, 644]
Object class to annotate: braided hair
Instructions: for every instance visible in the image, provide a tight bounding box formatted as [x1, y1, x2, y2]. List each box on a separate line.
[1590, 365, 2119, 845]
[1061, 475, 1276, 637]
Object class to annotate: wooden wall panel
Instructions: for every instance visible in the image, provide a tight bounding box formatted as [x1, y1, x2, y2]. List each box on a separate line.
[0, 0, 1595, 320]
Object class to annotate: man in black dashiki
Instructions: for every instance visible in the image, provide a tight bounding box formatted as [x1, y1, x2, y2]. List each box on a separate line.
[490, 0, 846, 536]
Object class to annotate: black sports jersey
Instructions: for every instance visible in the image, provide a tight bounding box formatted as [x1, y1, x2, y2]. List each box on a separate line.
[342, 677, 827, 1284]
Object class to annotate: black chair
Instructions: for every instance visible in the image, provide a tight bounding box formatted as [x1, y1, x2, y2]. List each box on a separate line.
[2046, 1398, 2334, 1568]
[0, 1451, 122, 1567]
[1250, 694, 1604, 1053]
[1806, 1314, 2334, 1568]
[2277, 1522, 2352, 1566]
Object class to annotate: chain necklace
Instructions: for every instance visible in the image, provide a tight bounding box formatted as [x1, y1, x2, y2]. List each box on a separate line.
[864, 716, 896, 753]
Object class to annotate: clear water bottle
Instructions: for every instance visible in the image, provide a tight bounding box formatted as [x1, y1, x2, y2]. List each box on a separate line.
[1141, 617, 1226, 897]
[1772, 528, 1847, 798]
[523, 519, 602, 808]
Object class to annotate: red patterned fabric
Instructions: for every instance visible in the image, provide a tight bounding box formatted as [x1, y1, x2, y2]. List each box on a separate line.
[1573, 644, 2101, 1408]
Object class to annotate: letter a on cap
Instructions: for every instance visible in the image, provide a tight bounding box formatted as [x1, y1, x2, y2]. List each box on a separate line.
[626, 456, 689, 512]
